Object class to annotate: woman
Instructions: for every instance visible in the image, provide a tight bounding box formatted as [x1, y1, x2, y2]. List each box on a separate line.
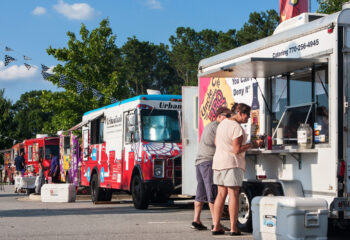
[35, 157, 46, 195]
[211, 103, 262, 235]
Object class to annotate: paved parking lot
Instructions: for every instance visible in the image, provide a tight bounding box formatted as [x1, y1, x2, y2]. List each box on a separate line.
[0, 185, 253, 240]
[0, 185, 349, 240]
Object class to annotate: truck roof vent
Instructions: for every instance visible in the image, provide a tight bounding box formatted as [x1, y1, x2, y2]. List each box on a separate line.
[36, 134, 48, 138]
[146, 89, 161, 95]
[273, 12, 327, 35]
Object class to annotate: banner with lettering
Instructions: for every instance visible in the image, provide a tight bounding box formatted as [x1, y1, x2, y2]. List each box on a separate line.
[199, 77, 234, 139]
[199, 77, 265, 141]
[280, 0, 308, 22]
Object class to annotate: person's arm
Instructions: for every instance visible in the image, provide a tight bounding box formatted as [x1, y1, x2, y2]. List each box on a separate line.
[232, 135, 252, 154]
[232, 136, 263, 154]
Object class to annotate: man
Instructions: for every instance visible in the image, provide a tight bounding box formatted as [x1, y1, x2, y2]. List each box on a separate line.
[191, 106, 232, 230]
[50, 153, 60, 183]
[15, 152, 25, 176]
[14, 152, 25, 193]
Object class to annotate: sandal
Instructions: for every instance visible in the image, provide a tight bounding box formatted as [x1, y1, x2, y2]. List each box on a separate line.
[211, 229, 225, 235]
[191, 222, 207, 230]
[229, 231, 241, 236]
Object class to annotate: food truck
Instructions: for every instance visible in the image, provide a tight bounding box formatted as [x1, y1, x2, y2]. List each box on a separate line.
[23, 135, 59, 176]
[0, 148, 14, 184]
[59, 132, 81, 186]
[75, 94, 182, 209]
[182, 8, 350, 231]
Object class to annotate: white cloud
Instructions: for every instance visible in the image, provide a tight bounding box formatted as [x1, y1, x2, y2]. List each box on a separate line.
[147, 0, 162, 9]
[0, 62, 38, 81]
[53, 0, 96, 20]
[32, 6, 47, 15]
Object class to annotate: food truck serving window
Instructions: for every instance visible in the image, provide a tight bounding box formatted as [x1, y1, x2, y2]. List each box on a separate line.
[270, 64, 328, 144]
[45, 145, 59, 159]
[141, 109, 181, 142]
[91, 118, 104, 144]
[64, 136, 71, 155]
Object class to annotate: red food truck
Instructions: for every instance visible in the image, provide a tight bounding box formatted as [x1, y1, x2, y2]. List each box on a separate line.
[23, 134, 59, 177]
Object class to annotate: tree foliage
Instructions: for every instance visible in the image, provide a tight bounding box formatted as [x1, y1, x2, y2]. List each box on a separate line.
[236, 10, 279, 46]
[121, 37, 178, 95]
[0, 89, 13, 149]
[169, 27, 238, 88]
[39, 91, 91, 134]
[317, 0, 348, 14]
[11, 90, 52, 141]
[46, 18, 128, 105]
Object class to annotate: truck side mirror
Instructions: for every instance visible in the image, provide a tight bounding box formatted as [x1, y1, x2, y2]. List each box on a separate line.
[128, 115, 136, 126]
[126, 132, 135, 144]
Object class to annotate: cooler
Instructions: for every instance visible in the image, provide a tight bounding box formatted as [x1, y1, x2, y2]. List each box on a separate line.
[252, 196, 328, 240]
[41, 184, 76, 202]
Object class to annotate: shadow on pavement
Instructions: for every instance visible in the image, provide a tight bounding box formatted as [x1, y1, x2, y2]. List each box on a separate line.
[0, 202, 194, 218]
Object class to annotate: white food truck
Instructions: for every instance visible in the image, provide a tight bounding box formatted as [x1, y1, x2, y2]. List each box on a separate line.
[182, 7, 350, 231]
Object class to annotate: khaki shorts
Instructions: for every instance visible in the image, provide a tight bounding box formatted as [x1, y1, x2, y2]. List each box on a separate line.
[213, 168, 244, 187]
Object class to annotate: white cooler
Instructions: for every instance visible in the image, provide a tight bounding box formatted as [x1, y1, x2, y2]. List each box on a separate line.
[252, 196, 328, 240]
[41, 184, 76, 202]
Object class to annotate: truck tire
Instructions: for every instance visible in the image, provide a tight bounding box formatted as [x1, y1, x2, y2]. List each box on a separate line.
[90, 174, 103, 203]
[102, 189, 112, 202]
[131, 175, 149, 209]
[262, 184, 283, 196]
[238, 186, 255, 232]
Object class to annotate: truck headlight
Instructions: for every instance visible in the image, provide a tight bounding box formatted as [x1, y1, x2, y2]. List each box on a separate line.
[153, 159, 164, 178]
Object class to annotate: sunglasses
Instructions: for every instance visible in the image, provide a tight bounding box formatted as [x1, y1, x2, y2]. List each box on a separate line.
[220, 113, 231, 118]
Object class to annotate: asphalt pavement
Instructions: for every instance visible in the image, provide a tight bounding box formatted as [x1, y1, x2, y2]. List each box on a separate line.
[0, 184, 349, 240]
[0, 185, 252, 240]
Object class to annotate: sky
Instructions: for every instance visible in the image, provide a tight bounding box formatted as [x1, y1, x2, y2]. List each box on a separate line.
[0, 0, 319, 103]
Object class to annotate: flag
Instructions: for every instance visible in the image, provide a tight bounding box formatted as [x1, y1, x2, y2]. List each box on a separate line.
[23, 55, 32, 61]
[97, 93, 103, 101]
[4, 55, 16, 66]
[59, 75, 67, 87]
[41, 64, 49, 72]
[41, 71, 53, 80]
[76, 81, 85, 94]
[24, 63, 31, 70]
[91, 88, 99, 97]
[5, 46, 13, 51]
[280, 0, 308, 22]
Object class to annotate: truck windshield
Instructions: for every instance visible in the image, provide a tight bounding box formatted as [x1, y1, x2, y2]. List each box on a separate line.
[45, 145, 59, 159]
[141, 109, 180, 142]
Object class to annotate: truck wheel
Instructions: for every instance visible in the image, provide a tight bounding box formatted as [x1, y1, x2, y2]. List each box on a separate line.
[102, 189, 112, 202]
[262, 184, 283, 196]
[238, 186, 255, 232]
[90, 174, 102, 203]
[131, 175, 149, 209]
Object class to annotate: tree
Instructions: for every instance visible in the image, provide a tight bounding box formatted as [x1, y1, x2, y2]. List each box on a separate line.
[169, 27, 238, 88]
[39, 91, 90, 133]
[46, 18, 128, 105]
[11, 90, 51, 141]
[0, 89, 13, 150]
[236, 10, 280, 46]
[121, 37, 179, 95]
[317, 0, 348, 14]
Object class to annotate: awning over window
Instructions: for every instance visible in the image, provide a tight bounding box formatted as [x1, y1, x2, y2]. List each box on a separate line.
[199, 57, 327, 78]
[67, 112, 104, 132]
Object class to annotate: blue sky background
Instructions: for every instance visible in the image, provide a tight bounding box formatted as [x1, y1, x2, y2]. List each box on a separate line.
[0, 0, 319, 102]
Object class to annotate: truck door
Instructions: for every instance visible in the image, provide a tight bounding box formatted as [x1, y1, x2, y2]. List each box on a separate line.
[122, 110, 136, 189]
[343, 27, 350, 218]
[344, 46, 350, 219]
[181, 86, 199, 196]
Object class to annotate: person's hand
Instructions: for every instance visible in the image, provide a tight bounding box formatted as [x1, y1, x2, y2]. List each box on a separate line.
[252, 139, 264, 148]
